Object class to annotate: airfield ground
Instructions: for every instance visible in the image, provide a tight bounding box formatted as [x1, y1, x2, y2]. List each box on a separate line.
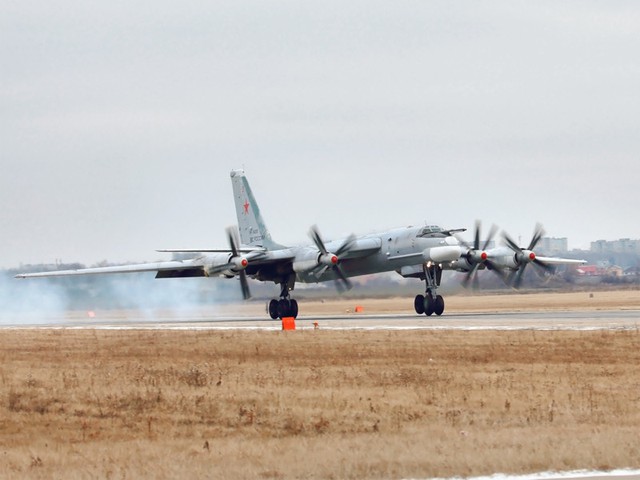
[184, 288, 640, 317]
[1, 289, 639, 479]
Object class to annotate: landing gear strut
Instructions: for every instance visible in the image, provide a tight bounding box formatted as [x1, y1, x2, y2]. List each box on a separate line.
[413, 263, 445, 316]
[267, 275, 299, 320]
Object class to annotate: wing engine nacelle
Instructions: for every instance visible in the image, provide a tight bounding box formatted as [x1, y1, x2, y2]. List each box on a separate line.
[448, 257, 475, 273]
[490, 250, 536, 271]
[203, 252, 249, 277]
[229, 254, 249, 271]
[449, 250, 491, 271]
[292, 248, 338, 273]
[319, 252, 339, 266]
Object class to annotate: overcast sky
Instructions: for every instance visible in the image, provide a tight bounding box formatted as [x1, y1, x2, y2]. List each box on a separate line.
[2, 1, 639, 268]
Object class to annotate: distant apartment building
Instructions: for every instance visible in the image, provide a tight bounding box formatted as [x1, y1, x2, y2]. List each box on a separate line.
[538, 237, 568, 255]
[590, 238, 640, 254]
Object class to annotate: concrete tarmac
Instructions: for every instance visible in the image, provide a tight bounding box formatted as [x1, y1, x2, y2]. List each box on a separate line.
[3, 308, 639, 331]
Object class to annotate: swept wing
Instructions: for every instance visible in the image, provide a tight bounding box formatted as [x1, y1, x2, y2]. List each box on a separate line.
[15, 260, 206, 278]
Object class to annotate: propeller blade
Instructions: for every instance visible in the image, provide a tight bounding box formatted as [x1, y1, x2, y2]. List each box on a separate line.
[485, 259, 508, 284]
[309, 225, 329, 255]
[474, 220, 481, 250]
[502, 223, 549, 289]
[462, 263, 480, 289]
[473, 270, 480, 291]
[309, 226, 355, 293]
[512, 266, 527, 289]
[239, 271, 251, 299]
[227, 227, 240, 256]
[460, 221, 500, 290]
[533, 258, 554, 273]
[226, 226, 251, 299]
[527, 223, 545, 251]
[333, 265, 353, 292]
[481, 224, 498, 251]
[502, 232, 522, 253]
[335, 234, 356, 257]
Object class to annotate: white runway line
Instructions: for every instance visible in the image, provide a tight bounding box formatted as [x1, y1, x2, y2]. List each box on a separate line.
[428, 468, 640, 480]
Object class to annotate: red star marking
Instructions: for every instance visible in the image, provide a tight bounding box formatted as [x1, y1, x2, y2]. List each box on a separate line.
[243, 199, 250, 214]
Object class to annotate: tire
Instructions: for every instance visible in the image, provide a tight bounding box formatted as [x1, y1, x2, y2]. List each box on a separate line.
[268, 299, 279, 319]
[434, 295, 445, 316]
[277, 299, 290, 319]
[414, 294, 425, 314]
[290, 299, 299, 319]
[423, 295, 434, 316]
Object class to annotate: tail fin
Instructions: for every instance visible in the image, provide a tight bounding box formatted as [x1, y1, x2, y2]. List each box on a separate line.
[230, 170, 282, 249]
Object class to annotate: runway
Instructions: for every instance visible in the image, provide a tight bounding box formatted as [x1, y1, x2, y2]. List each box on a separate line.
[2, 308, 639, 331]
[433, 470, 640, 480]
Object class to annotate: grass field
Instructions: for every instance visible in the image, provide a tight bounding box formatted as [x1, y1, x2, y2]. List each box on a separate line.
[1, 291, 640, 479]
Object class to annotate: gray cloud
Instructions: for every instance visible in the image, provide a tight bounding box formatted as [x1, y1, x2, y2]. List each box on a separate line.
[2, 1, 639, 268]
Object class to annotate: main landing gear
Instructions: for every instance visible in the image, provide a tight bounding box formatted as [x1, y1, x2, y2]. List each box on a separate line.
[267, 275, 299, 320]
[268, 297, 298, 320]
[413, 263, 445, 316]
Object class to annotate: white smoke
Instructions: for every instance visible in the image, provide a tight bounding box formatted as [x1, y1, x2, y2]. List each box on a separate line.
[0, 270, 244, 326]
[0, 273, 69, 325]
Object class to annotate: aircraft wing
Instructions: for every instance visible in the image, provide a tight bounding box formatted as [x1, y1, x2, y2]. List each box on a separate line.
[534, 256, 587, 265]
[15, 259, 207, 279]
[156, 248, 264, 254]
[13, 248, 291, 281]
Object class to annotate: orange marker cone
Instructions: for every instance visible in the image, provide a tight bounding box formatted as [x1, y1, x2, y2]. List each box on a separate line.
[281, 317, 296, 330]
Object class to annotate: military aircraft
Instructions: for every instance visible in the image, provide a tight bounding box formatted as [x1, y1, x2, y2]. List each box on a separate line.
[16, 169, 586, 319]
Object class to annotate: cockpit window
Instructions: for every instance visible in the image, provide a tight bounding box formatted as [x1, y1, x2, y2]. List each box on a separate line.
[418, 225, 445, 237]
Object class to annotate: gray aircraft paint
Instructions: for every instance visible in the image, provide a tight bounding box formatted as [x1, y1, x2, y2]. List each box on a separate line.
[231, 170, 282, 250]
[16, 170, 585, 319]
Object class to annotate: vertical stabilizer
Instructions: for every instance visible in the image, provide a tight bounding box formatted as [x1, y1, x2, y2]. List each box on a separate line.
[230, 170, 280, 249]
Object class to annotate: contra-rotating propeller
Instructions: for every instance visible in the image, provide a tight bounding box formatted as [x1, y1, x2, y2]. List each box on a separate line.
[502, 223, 554, 289]
[458, 221, 503, 289]
[309, 225, 355, 293]
[226, 226, 251, 299]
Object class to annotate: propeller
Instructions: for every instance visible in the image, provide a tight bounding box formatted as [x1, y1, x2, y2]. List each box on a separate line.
[458, 221, 503, 289]
[309, 225, 354, 292]
[502, 223, 554, 289]
[226, 226, 251, 299]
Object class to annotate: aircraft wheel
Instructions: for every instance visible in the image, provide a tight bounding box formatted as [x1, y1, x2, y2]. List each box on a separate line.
[277, 299, 290, 319]
[268, 299, 279, 319]
[290, 299, 299, 319]
[414, 294, 425, 314]
[434, 295, 445, 316]
[423, 295, 434, 316]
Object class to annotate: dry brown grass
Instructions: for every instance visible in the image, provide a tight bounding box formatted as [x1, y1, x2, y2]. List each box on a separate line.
[1, 325, 640, 479]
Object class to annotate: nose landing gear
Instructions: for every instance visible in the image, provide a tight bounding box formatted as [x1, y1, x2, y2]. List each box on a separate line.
[414, 291, 444, 316]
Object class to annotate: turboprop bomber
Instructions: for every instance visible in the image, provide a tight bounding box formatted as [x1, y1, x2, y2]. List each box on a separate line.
[16, 170, 586, 319]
